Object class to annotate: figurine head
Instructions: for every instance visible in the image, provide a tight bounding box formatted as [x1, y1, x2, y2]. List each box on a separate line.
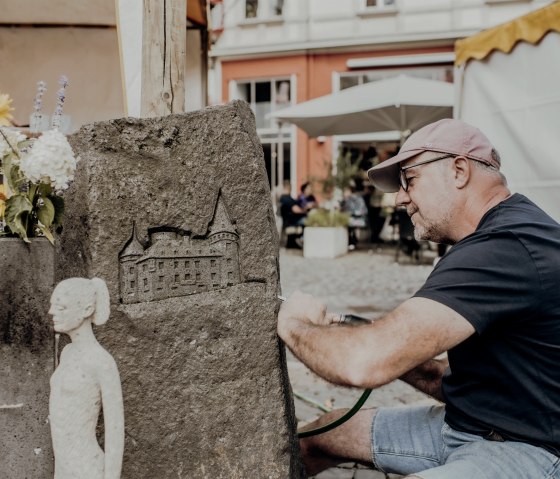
[49, 278, 110, 333]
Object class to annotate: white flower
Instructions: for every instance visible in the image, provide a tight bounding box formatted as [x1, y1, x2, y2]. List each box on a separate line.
[0, 127, 27, 158]
[19, 129, 77, 192]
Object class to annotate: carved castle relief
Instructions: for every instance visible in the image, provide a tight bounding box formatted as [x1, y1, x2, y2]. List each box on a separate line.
[119, 192, 240, 304]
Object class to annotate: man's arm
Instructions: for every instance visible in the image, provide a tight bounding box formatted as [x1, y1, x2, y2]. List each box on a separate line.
[277, 291, 473, 389]
[399, 357, 448, 402]
[291, 203, 306, 214]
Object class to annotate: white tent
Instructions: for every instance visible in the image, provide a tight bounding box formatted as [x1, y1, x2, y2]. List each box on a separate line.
[455, 2, 560, 221]
[270, 75, 454, 138]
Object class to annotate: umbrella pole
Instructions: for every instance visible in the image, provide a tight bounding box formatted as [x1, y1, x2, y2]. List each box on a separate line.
[278, 134, 284, 192]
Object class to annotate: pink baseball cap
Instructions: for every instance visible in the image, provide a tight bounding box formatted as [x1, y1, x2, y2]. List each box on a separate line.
[367, 119, 500, 192]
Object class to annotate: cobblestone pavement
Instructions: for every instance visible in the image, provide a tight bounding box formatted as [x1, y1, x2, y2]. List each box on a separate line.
[279, 245, 437, 479]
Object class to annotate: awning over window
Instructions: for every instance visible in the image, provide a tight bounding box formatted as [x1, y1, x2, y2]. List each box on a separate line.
[455, 1, 560, 66]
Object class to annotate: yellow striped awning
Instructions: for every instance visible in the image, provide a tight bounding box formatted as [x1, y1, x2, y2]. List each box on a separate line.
[455, 1, 560, 66]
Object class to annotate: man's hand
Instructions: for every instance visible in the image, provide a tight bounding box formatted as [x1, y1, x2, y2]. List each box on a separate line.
[278, 291, 343, 341]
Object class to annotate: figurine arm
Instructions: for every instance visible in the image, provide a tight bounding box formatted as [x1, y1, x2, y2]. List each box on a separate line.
[99, 356, 125, 479]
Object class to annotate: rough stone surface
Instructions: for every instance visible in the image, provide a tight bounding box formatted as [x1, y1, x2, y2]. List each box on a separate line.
[0, 238, 55, 478]
[57, 101, 302, 478]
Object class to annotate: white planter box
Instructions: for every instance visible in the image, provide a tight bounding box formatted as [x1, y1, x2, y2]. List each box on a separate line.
[303, 227, 348, 258]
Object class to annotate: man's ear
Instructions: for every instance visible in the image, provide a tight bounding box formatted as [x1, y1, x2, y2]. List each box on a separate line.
[452, 156, 470, 189]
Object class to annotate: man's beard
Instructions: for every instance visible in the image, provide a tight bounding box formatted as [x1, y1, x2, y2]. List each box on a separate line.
[411, 211, 454, 245]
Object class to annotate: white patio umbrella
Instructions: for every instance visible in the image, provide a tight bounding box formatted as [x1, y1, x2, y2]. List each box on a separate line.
[269, 75, 454, 138]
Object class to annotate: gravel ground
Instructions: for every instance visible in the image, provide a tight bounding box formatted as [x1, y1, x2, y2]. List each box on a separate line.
[279, 245, 438, 479]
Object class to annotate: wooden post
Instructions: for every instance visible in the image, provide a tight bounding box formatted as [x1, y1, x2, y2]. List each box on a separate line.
[140, 0, 186, 117]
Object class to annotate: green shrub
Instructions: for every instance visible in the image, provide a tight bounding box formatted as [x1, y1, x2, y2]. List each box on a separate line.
[305, 208, 350, 227]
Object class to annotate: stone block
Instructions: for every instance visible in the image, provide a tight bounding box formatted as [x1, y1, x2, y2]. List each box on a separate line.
[0, 238, 55, 478]
[57, 101, 302, 478]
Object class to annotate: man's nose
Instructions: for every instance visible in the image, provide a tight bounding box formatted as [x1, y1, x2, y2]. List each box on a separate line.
[395, 187, 410, 207]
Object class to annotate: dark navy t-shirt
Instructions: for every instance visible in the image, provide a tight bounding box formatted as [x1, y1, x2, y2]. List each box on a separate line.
[415, 194, 560, 455]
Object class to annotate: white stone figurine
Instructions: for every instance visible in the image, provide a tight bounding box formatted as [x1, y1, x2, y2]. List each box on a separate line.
[48, 278, 124, 479]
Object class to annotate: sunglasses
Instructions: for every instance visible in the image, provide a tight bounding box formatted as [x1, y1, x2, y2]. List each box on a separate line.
[399, 154, 455, 192]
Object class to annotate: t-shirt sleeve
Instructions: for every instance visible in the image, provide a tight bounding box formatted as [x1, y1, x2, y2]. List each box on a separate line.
[414, 232, 541, 333]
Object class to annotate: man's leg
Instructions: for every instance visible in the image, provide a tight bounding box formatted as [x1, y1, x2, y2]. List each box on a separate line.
[299, 408, 376, 477]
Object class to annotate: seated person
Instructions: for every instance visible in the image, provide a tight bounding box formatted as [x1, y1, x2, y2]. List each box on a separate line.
[341, 185, 368, 250]
[297, 182, 317, 212]
[279, 182, 306, 248]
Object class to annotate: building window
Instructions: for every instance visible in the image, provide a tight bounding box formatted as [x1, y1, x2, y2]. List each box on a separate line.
[174, 274, 179, 283]
[233, 78, 291, 131]
[228, 271, 233, 280]
[174, 260, 178, 268]
[158, 261, 164, 270]
[272, 0, 284, 16]
[213, 284, 220, 289]
[185, 260, 190, 268]
[196, 272, 201, 281]
[245, 0, 258, 18]
[232, 77, 293, 193]
[365, 0, 395, 7]
[211, 259, 216, 267]
[245, 0, 283, 20]
[185, 273, 191, 280]
[339, 66, 453, 91]
[195, 260, 200, 268]
[130, 280, 135, 289]
[143, 264, 147, 272]
[129, 266, 134, 274]
[211, 272, 217, 280]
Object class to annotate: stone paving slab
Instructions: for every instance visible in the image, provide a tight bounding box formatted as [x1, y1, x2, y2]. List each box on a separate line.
[279, 246, 437, 478]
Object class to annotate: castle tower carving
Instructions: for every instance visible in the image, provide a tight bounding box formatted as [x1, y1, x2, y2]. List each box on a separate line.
[119, 192, 240, 304]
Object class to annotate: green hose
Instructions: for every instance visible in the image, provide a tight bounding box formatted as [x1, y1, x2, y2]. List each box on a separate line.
[297, 388, 372, 438]
[278, 296, 374, 438]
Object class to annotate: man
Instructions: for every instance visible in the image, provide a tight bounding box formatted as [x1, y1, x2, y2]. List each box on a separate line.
[278, 119, 560, 478]
[279, 181, 307, 248]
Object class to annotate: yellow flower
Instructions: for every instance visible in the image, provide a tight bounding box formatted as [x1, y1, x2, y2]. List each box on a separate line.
[0, 92, 15, 127]
[0, 183, 6, 219]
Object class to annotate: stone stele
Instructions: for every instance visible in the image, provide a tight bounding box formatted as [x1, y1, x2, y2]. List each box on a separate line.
[56, 101, 303, 478]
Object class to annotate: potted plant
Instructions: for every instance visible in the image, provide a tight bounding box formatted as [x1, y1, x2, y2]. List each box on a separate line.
[0, 78, 75, 244]
[303, 208, 350, 258]
[302, 148, 362, 258]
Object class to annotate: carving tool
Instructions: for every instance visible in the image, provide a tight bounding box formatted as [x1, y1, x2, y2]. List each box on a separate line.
[277, 295, 372, 325]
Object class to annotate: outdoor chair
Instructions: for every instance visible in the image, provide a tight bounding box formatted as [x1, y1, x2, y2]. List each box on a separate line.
[279, 207, 304, 249]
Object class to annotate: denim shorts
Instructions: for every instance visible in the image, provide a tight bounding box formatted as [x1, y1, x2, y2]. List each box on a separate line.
[371, 404, 560, 479]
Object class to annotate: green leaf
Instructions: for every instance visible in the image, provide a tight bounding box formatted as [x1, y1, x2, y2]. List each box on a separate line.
[2, 153, 23, 193]
[37, 183, 53, 197]
[49, 195, 65, 226]
[37, 223, 55, 245]
[5, 194, 33, 242]
[36, 196, 55, 229]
